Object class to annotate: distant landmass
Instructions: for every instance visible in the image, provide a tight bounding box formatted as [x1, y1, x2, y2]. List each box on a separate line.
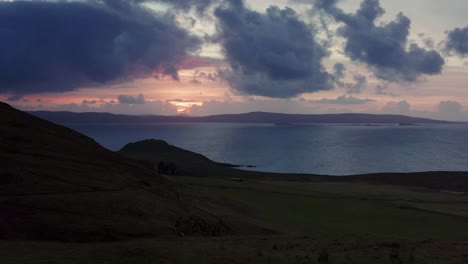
[30, 110, 455, 124]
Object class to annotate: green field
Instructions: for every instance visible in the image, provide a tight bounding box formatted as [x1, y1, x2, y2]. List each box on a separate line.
[3, 101, 468, 263]
[2, 176, 468, 264]
[3, 236, 468, 264]
[172, 176, 468, 240]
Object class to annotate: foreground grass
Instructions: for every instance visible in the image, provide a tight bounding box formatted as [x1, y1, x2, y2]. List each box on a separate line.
[172, 176, 468, 240]
[1, 176, 468, 263]
[2, 236, 468, 264]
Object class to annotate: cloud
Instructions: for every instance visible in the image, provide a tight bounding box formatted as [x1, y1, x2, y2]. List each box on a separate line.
[346, 74, 367, 94]
[82, 99, 99, 105]
[316, 95, 375, 105]
[418, 33, 435, 49]
[381, 100, 411, 114]
[333, 63, 347, 83]
[117, 94, 146, 105]
[445, 27, 468, 56]
[317, 0, 445, 82]
[433, 100, 466, 121]
[17, 99, 178, 116]
[438, 100, 463, 113]
[190, 70, 218, 84]
[213, 0, 333, 98]
[0, 1, 201, 95]
[331, 64, 367, 94]
[99, 0, 216, 16]
[157, 0, 215, 14]
[6, 95, 24, 102]
[178, 56, 226, 70]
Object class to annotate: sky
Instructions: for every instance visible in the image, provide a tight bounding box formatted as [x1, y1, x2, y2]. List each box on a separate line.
[1, 0, 468, 121]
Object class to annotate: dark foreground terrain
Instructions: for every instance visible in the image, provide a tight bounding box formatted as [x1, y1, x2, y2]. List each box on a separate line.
[2, 102, 468, 263]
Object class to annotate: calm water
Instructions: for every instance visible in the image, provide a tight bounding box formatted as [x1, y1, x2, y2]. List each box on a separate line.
[66, 123, 468, 175]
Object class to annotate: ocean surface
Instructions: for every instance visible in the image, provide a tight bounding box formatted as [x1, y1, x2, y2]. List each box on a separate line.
[66, 122, 468, 176]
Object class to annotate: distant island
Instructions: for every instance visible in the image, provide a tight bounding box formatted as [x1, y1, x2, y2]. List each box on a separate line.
[30, 110, 456, 124]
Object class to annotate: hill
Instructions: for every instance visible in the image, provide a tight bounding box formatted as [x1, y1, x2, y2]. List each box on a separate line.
[119, 139, 468, 192]
[119, 139, 279, 179]
[30, 110, 454, 124]
[0, 102, 255, 241]
[2, 102, 468, 263]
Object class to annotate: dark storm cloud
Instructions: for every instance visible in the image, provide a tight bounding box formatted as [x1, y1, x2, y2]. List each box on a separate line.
[0, 1, 201, 95]
[213, 0, 333, 98]
[445, 27, 468, 56]
[317, 0, 445, 82]
[117, 94, 146, 104]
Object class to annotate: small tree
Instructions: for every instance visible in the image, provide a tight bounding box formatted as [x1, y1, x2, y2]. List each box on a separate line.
[157, 161, 166, 174]
[169, 162, 177, 175]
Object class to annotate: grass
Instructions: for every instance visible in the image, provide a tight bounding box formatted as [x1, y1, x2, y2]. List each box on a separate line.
[2, 235, 468, 264]
[172, 176, 468, 240]
[1, 176, 468, 263]
[3, 102, 468, 263]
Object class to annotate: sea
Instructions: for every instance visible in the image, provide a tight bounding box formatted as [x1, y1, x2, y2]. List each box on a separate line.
[66, 122, 468, 176]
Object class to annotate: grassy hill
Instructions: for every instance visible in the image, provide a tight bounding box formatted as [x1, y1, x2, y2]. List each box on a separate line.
[0, 102, 261, 241]
[2, 102, 468, 263]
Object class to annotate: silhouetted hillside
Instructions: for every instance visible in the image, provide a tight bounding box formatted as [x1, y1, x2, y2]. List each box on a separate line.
[119, 139, 265, 178]
[120, 139, 468, 192]
[0, 102, 251, 241]
[4, 101, 468, 243]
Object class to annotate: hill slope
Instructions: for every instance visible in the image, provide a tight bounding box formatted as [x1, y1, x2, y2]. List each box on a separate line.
[0, 102, 247, 241]
[119, 139, 247, 177]
[119, 139, 325, 180]
[119, 139, 468, 192]
[1, 102, 166, 193]
[2, 103, 468, 263]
